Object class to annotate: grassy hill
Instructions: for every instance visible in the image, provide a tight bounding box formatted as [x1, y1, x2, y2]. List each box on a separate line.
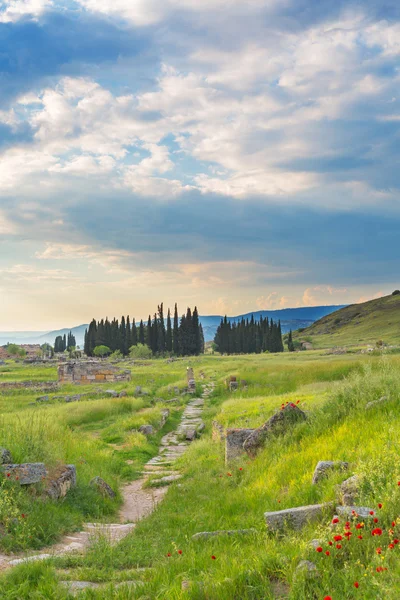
[293, 292, 400, 349]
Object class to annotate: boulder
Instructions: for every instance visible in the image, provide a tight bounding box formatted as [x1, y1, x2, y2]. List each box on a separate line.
[185, 429, 197, 441]
[192, 529, 256, 540]
[36, 395, 50, 403]
[118, 391, 127, 397]
[90, 476, 116, 499]
[335, 505, 374, 519]
[229, 381, 239, 391]
[135, 386, 142, 395]
[264, 503, 332, 531]
[139, 425, 155, 436]
[2, 463, 47, 485]
[338, 475, 361, 505]
[105, 390, 119, 398]
[243, 403, 307, 457]
[0, 448, 12, 464]
[312, 461, 349, 484]
[46, 465, 77, 500]
[225, 428, 255, 462]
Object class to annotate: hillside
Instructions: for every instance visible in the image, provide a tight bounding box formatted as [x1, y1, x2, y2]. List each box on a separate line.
[293, 292, 400, 348]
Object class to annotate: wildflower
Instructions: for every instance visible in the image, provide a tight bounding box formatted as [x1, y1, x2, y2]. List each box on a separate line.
[239, 468, 243, 471]
[357, 535, 363, 539]
[378, 503, 383, 509]
[372, 528, 383, 536]
[15, 476, 19, 481]
[388, 543, 394, 550]
[376, 547, 382, 555]
[316, 546, 323, 553]
[328, 541, 333, 546]
[325, 551, 330, 556]
[178, 550, 182, 555]
[374, 518, 379, 523]
[211, 555, 216, 560]
[392, 521, 396, 527]
[394, 539, 399, 544]
[227, 473, 232, 477]
[334, 535, 342, 542]
[354, 582, 359, 589]
[336, 544, 342, 549]
[21, 514, 25, 519]
[356, 523, 364, 529]
[332, 518, 339, 524]
[296, 400, 300, 404]
[6, 473, 10, 478]
[167, 553, 171, 557]
[345, 521, 351, 528]
[369, 511, 374, 516]
[324, 596, 333, 600]
[344, 531, 352, 538]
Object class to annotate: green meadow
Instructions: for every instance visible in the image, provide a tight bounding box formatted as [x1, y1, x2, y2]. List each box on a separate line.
[0, 351, 399, 599]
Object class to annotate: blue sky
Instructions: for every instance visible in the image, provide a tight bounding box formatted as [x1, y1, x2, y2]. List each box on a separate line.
[0, 0, 399, 329]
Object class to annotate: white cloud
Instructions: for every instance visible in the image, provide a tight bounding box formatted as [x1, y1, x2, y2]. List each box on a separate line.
[0, 0, 51, 23]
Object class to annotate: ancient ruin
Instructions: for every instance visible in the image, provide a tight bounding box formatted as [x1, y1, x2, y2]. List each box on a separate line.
[58, 361, 131, 384]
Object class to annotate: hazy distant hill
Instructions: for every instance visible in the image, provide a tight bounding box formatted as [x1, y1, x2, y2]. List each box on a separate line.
[293, 293, 400, 348]
[0, 305, 345, 347]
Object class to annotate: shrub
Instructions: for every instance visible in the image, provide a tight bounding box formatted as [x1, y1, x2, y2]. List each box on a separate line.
[129, 344, 152, 359]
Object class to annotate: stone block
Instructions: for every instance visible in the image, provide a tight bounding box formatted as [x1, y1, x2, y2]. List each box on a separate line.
[337, 475, 361, 505]
[335, 505, 374, 519]
[225, 428, 255, 462]
[0, 448, 12, 464]
[264, 503, 332, 531]
[160, 409, 170, 428]
[312, 461, 349, 484]
[2, 463, 47, 485]
[90, 476, 116, 499]
[46, 465, 77, 500]
[229, 381, 239, 391]
[139, 425, 155, 436]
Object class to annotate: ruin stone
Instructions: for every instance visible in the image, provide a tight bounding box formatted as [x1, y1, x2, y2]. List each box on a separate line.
[294, 560, 319, 580]
[264, 503, 332, 531]
[225, 428, 255, 462]
[1, 463, 47, 485]
[139, 425, 155, 436]
[337, 475, 361, 505]
[229, 381, 239, 391]
[90, 476, 116, 499]
[185, 429, 197, 441]
[45, 465, 77, 500]
[243, 403, 307, 457]
[36, 395, 50, 403]
[336, 505, 374, 519]
[58, 361, 131, 384]
[105, 389, 119, 397]
[187, 367, 196, 393]
[135, 386, 142, 395]
[159, 409, 169, 428]
[312, 461, 349, 484]
[0, 448, 12, 464]
[212, 421, 225, 441]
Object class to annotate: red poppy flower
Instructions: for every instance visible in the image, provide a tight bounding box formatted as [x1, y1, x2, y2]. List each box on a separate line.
[332, 518, 339, 524]
[354, 582, 359, 589]
[369, 511, 374, 516]
[328, 541, 333, 546]
[6, 473, 10, 478]
[374, 518, 379, 523]
[167, 553, 171, 557]
[227, 473, 232, 477]
[394, 539, 399, 544]
[378, 503, 383, 509]
[356, 523, 364, 529]
[388, 543, 394, 549]
[211, 555, 216, 560]
[392, 521, 396, 527]
[376, 547, 382, 554]
[397, 482, 400, 486]
[239, 468, 243, 471]
[178, 550, 182, 555]
[21, 514, 25, 519]
[336, 544, 342, 549]
[296, 400, 300, 404]
[316, 546, 323, 553]
[325, 551, 330, 556]
[324, 596, 333, 600]
[344, 531, 352, 538]
[372, 528, 383, 536]
[334, 535, 342, 542]
[345, 521, 351, 528]
[357, 535, 363, 539]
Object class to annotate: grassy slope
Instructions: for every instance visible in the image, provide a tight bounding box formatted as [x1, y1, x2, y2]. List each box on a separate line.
[293, 293, 400, 348]
[1, 352, 400, 599]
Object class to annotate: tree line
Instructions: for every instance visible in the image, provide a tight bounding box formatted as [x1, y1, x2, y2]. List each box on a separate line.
[84, 303, 205, 357]
[214, 315, 284, 354]
[54, 331, 76, 353]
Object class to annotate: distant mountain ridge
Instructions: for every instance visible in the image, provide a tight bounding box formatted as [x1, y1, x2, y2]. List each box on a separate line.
[0, 305, 346, 346]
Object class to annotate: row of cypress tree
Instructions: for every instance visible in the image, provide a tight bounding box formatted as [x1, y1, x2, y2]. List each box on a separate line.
[84, 303, 205, 357]
[214, 315, 284, 354]
[54, 331, 76, 353]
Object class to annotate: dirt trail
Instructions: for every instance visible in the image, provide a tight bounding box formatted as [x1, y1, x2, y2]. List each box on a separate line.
[0, 384, 214, 571]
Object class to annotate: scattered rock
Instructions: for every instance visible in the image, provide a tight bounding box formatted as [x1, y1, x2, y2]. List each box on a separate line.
[105, 389, 119, 398]
[225, 428, 255, 462]
[229, 381, 239, 391]
[338, 475, 361, 505]
[60, 581, 101, 594]
[159, 409, 169, 428]
[135, 386, 142, 395]
[192, 529, 256, 540]
[150, 474, 182, 486]
[335, 505, 374, 519]
[365, 396, 389, 410]
[36, 395, 50, 403]
[309, 539, 323, 550]
[0, 448, 12, 464]
[8, 554, 52, 566]
[139, 425, 155, 436]
[119, 390, 127, 397]
[90, 476, 116, 499]
[45, 465, 77, 500]
[264, 504, 332, 531]
[243, 404, 307, 457]
[312, 461, 349, 484]
[1, 463, 47, 485]
[185, 429, 196, 441]
[294, 560, 319, 579]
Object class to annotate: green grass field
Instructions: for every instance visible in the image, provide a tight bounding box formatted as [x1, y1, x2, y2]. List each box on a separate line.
[0, 352, 399, 599]
[293, 292, 400, 349]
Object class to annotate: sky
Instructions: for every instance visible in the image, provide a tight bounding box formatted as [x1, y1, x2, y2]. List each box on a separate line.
[0, 0, 400, 330]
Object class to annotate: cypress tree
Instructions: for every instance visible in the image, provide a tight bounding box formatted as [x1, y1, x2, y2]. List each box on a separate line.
[166, 309, 172, 353]
[131, 318, 138, 346]
[157, 303, 166, 353]
[173, 303, 179, 355]
[139, 320, 145, 345]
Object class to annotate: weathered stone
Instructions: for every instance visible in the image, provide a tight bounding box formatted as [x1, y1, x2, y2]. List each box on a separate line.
[312, 461, 349, 484]
[150, 474, 182, 486]
[105, 389, 119, 397]
[212, 421, 225, 441]
[264, 503, 332, 531]
[119, 390, 127, 397]
[243, 404, 307, 457]
[294, 560, 319, 580]
[192, 529, 256, 540]
[335, 505, 374, 519]
[45, 465, 77, 500]
[160, 409, 169, 428]
[135, 385, 142, 395]
[139, 425, 155, 436]
[185, 429, 196, 441]
[229, 381, 239, 391]
[309, 539, 322, 550]
[338, 475, 361, 505]
[1, 463, 47, 485]
[365, 396, 389, 410]
[0, 448, 12, 464]
[36, 395, 49, 403]
[90, 476, 116, 499]
[225, 428, 255, 462]
[58, 361, 131, 384]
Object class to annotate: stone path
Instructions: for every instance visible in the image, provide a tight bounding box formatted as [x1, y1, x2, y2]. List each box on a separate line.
[0, 382, 214, 577]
